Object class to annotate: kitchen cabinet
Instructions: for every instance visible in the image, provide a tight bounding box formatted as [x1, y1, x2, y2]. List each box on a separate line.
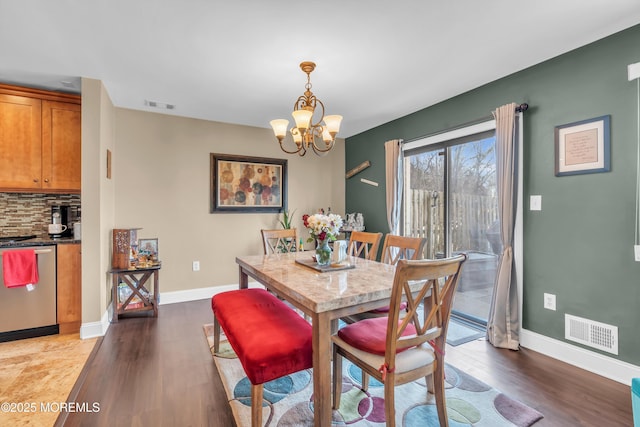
[57, 243, 82, 334]
[0, 84, 81, 193]
[0, 92, 42, 190]
[42, 100, 81, 192]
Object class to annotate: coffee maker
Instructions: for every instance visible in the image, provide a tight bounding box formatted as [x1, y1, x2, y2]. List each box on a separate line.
[51, 206, 74, 238]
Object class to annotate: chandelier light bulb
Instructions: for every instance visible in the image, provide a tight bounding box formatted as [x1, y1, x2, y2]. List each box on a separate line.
[270, 119, 289, 140]
[323, 115, 343, 136]
[291, 128, 303, 145]
[292, 109, 313, 131]
[321, 127, 332, 143]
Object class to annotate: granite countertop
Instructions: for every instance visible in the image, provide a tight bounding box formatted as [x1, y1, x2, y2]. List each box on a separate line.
[0, 236, 80, 248]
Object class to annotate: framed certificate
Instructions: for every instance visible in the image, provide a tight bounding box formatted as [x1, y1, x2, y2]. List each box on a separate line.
[555, 115, 610, 176]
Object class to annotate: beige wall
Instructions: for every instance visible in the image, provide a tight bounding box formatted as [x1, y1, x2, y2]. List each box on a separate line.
[112, 108, 345, 292]
[81, 78, 116, 325]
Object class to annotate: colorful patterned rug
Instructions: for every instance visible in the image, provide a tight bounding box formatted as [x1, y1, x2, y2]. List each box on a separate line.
[203, 324, 543, 427]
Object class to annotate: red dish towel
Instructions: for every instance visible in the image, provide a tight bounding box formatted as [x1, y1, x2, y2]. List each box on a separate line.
[2, 250, 39, 288]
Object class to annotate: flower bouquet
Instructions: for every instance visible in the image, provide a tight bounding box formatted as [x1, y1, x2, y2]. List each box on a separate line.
[302, 213, 343, 266]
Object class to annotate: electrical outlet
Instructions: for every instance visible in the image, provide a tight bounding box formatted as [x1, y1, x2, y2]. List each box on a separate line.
[543, 293, 556, 311]
[192, 261, 200, 271]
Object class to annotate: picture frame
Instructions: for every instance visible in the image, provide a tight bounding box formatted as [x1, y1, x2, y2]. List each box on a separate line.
[210, 153, 287, 213]
[138, 238, 158, 259]
[555, 115, 611, 176]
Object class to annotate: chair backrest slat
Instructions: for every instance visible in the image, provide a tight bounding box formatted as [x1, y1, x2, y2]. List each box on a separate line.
[347, 231, 383, 261]
[261, 229, 298, 254]
[380, 234, 427, 265]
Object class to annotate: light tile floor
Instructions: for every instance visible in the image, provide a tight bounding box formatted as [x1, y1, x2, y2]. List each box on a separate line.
[0, 333, 96, 427]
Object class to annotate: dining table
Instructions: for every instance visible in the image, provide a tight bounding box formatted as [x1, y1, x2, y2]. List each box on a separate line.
[236, 251, 397, 427]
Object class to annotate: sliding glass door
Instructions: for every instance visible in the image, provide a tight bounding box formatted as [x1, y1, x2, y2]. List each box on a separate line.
[403, 127, 499, 325]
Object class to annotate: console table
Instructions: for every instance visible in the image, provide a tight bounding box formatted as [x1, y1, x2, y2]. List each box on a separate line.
[109, 264, 161, 322]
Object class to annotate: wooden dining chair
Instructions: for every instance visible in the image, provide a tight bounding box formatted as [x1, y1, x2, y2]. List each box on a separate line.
[347, 231, 383, 261]
[261, 228, 298, 254]
[261, 228, 309, 320]
[380, 234, 427, 265]
[332, 254, 467, 427]
[342, 234, 427, 324]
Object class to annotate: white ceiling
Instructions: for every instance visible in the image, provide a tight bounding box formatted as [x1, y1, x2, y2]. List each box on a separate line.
[1, 1, 639, 138]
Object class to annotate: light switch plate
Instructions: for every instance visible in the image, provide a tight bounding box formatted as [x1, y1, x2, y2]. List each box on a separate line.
[530, 195, 542, 211]
[628, 62, 640, 81]
[543, 293, 556, 310]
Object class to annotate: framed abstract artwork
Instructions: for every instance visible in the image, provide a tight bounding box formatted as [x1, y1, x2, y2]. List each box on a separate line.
[210, 153, 287, 213]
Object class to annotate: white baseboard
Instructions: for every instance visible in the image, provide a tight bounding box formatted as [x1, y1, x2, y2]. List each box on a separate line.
[520, 328, 640, 386]
[78, 282, 263, 339]
[80, 309, 111, 340]
[158, 281, 264, 305]
[158, 284, 238, 305]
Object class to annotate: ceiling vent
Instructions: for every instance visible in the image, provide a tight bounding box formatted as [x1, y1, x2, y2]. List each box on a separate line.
[144, 100, 175, 110]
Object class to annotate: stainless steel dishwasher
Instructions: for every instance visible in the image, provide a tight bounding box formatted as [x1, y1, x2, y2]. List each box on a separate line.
[0, 245, 57, 342]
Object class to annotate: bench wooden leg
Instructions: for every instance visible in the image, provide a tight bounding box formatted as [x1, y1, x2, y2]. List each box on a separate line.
[251, 383, 263, 427]
[213, 317, 221, 354]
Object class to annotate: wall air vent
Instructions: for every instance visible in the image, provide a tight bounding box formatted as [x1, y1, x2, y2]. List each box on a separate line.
[144, 100, 175, 110]
[565, 314, 618, 355]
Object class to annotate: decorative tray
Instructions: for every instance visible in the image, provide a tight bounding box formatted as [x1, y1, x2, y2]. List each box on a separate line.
[295, 258, 355, 273]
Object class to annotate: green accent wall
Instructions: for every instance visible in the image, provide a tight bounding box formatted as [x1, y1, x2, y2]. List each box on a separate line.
[346, 24, 640, 365]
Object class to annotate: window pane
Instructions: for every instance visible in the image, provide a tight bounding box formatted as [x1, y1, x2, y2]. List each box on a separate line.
[403, 149, 444, 259]
[448, 136, 499, 323]
[448, 137, 498, 253]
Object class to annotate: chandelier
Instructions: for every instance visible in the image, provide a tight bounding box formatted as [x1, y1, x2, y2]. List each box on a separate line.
[270, 61, 342, 156]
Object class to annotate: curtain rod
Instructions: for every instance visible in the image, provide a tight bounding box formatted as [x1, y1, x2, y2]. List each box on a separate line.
[403, 102, 529, 145]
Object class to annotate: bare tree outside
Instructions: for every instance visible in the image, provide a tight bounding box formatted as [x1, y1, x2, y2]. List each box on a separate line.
[406, 137, 498, 255]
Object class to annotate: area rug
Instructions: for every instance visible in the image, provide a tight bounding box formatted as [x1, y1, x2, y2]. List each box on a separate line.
[203, 324, 543, 427]
[446, 319, 486, 347]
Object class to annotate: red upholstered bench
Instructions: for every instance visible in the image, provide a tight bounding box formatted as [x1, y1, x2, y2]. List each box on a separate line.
[211, 288, 312, 427]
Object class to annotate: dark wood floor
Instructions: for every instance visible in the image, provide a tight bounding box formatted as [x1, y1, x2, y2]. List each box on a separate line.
[59, 299, 633, 427]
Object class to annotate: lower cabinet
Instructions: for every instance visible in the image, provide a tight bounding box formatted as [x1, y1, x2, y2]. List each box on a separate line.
[57, 243, 81, 334]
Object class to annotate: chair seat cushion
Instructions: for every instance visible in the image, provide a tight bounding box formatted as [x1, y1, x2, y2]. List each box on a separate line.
[370, 301, 407, 313]
[212, 288, 312, 385]
[337, 317, 417, 355]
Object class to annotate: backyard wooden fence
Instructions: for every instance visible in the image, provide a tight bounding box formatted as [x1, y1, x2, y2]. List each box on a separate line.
[403, 189, 499, 258]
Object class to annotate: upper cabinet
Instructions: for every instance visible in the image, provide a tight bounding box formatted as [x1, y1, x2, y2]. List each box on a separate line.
[0, 92, 42, 190]
[0, 84, 81, 193]
[42, 100, 81, 192]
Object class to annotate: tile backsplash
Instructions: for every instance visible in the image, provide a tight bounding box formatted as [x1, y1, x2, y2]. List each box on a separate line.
[0, 193, 81, 237]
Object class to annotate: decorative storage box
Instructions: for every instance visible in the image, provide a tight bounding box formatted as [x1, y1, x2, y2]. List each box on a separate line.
[112, 228, 140, 269]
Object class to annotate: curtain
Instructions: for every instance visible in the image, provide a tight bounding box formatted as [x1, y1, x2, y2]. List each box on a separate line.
[486, 103, 520, 350]
[385, 139, 403, 234]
